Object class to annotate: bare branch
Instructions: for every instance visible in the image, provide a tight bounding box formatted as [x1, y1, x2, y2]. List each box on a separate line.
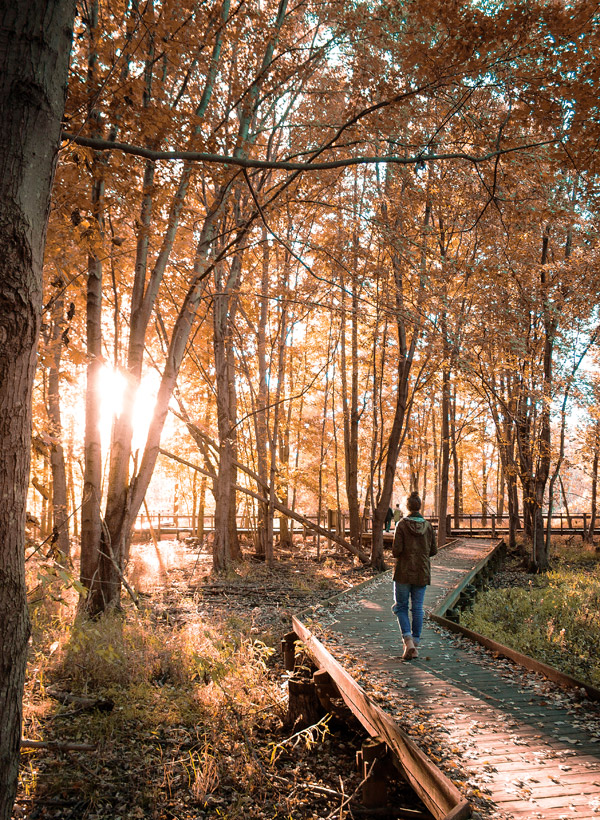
[62, 132, 558, 171]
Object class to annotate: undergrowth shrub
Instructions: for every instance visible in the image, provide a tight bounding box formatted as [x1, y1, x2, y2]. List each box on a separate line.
[462, 556, 600, 686]
[22, 604, 283, 810]
[52, 610, 274, 695]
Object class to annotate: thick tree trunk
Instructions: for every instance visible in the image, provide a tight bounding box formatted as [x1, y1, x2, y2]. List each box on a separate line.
[212, 249, 242, 571]
[213, 276, 234, 572]
[0, 2, 75, 816]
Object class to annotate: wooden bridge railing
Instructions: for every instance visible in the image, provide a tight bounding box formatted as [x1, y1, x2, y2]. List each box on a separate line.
[133, 511, 333, 539]
[428, 512, 594, 537]
[134, 509, 595, 540]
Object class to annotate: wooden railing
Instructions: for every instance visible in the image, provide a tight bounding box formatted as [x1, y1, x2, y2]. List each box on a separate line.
[134, 509, 596, 540]
[428, 512, 595, 537]
[133, 512, 324, 539]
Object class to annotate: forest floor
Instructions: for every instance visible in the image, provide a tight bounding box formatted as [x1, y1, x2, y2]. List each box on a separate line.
[15, 535, 596, 820]
[15, 535, 425, 820]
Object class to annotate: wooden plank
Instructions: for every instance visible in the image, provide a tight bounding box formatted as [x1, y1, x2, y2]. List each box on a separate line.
[292, 616, 470, 820]
[494, 790, 598, 809]
[433, 541, 503, 615]
[429, 614, 600, 702]
[471, 759, 600, 774]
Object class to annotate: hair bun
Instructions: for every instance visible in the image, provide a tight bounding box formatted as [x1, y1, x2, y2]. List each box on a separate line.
[409, 491, 419, 497]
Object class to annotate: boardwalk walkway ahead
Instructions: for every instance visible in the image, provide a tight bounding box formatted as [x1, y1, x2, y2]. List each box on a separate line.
[318, 539, 600, 819]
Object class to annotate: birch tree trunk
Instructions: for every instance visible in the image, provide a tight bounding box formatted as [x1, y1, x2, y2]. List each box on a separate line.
[0, 1, 75, 815]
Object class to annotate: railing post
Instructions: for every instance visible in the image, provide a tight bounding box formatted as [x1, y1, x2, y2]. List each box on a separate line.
[491, 513, 496, 539]
[446, 514, 452, 536]
[157, 513, 162, 540]
[327, 509, 335, 530]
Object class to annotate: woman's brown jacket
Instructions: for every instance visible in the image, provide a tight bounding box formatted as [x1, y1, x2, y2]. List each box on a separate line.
[392, 513, 437, 585]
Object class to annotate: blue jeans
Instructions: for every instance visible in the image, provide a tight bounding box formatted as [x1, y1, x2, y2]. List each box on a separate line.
[392, 583, 426, 640]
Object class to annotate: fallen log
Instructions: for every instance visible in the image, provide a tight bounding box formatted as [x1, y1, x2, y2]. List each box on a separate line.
[159, 448, 370, 563]
[21, 739, 96, 752]
[46, 687, 114, 712]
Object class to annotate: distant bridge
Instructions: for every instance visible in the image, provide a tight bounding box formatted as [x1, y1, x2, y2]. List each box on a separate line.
[134, 510, 597, 542]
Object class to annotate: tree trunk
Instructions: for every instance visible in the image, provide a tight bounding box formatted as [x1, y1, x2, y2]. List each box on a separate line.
[497, 460, 505, 520]
[267, 284, 289, 564]
[79, 0, 109, 611]
[481, 425, 488, 528]
[507, 465, 520, 550]
[559, 475, 573, 529]
[80, 177, 106, 615]
[228, 337, 241, 560]
[80, 0, 232, 607]
[451, 388, 460, 528]
[0, 2, 75, 816]
[370, 265, 416, 569]
[432, 395, 439, 517]
[213, 264, 234, 571]
[437, 362, 451, 548]
[587, 441, 598, 543]
[341, 266, 363, 554]
[47, 281, 70, 559]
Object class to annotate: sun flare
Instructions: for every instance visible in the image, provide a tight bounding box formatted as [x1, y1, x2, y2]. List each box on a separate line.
[99, 366, 159, 452]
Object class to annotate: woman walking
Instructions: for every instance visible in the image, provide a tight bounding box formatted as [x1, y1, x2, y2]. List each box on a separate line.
[392, 491, 437, 660]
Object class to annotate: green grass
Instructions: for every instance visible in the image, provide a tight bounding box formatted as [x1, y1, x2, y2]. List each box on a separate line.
[462, 546, 600, 687]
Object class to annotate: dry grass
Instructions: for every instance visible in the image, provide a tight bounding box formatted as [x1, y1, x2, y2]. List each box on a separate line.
[15, 537, 375, 820]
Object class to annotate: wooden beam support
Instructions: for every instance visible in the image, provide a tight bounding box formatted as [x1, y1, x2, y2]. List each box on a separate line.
[292, 616, 470, 820]
[287, 676, 323, 730]
[360, 736, 390, 808]
[281, 631, 297, 671]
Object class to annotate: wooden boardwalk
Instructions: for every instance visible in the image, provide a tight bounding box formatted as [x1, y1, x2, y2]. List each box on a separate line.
[319, 539, 600, 819]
